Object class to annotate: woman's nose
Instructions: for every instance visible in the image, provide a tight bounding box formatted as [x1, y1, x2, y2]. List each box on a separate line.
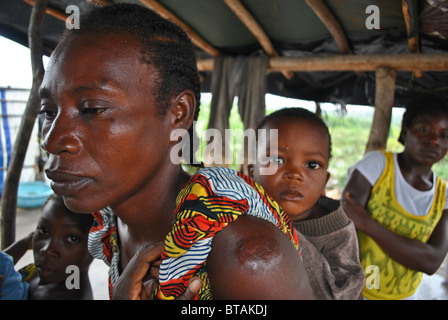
[40, 114, 82, 155]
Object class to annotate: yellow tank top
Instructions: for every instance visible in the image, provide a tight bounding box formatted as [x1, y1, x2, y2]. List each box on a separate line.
[359, 151, 446, 300]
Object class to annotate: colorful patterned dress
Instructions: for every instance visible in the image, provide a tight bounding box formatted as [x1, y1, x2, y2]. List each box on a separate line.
[88, 167, 300, 300]
[154, 167, 300, 300]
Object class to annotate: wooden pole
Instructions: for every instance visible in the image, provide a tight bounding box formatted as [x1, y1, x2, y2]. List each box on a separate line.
[304, 0, 352, 54]
[139, 0, 220, 56]
[365, 67, 396, 153]
[1, 0, 46, 249]
[197, 53, 448, 72]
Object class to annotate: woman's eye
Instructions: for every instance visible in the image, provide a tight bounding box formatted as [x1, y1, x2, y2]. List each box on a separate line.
[39, 107, 57, 120]
[306, 161, 322, 170]
[81, 101, 109, 116]
[81, 107, 107, 115]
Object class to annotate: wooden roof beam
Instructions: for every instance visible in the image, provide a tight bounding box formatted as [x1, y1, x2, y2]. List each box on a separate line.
[402, 0, 422, 77]
[402, 0, 419, 53]
[23, 0, 66, 21]
[223, 0, 293, 79]
[305, 0, 352, 54]
[87, 0, 111, 6]
[139, 0, 220, 56]
[197, 53, 448, 72]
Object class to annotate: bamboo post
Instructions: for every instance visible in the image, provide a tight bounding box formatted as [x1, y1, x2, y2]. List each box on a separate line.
[1, 0, 47, 249]
[365, 67, 396, 153]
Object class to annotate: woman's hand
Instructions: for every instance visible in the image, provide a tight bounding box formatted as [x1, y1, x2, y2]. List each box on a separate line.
[112, 242, 202, 300]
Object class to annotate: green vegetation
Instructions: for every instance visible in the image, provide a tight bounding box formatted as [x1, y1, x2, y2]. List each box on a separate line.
[195, 96, 448, 198]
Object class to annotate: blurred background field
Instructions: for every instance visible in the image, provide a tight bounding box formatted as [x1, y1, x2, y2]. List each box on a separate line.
[195, 93, 448, 199]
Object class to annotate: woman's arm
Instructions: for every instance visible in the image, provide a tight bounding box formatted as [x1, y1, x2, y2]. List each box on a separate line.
[342, 170, 448, 275]
[207, 215, 315, 300]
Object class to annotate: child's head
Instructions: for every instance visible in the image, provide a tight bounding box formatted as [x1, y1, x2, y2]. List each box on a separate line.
[32, 194, 93, 284]
[249, 107, 331, 221]
[398, 95, 448, 166]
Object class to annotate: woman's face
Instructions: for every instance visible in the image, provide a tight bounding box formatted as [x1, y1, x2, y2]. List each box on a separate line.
[402, 110, 448, 166]
[40, 32, 174, 213]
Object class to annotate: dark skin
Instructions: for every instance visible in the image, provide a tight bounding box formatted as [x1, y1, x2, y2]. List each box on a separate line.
[41, 32, 313, 300]
[40, 33, 192, 274]
[342, 109, 448, 275]
[4, 198, 94, 300]
[249, 118, 331, 221]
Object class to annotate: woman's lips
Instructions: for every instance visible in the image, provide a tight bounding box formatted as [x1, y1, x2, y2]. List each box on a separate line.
[45, 170, 91, 195]
[279, 189, 304, 201]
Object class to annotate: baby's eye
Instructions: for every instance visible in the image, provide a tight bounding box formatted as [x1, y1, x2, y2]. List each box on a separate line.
[67, 235, 81, 244]
[267, 156, 284, 165]
[306, 161, 322, 170]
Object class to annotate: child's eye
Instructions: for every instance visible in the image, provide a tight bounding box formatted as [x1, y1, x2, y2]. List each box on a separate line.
[36, 226, 49, 235]
[67, 235, 81, 244]
[306, 161, 322, 170]
[267, 156, 284, 165]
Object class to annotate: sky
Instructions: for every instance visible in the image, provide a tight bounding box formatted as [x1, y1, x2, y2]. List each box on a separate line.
[0, 36, 48, 89]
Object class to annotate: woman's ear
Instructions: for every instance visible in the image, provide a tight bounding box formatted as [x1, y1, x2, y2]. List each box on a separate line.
[169, 90, 196, 140]
[398, 127, 407, 145]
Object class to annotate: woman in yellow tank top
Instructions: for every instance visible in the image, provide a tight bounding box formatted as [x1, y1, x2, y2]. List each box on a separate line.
[342, 95, 448, 300]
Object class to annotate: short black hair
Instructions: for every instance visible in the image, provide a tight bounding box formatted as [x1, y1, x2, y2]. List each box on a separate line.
[60, 3, 201, 164]
[398, 95, 448, 144]
[62, 3, 200, 115]
[257, 107, 332, 159]
[43, 194, 94, 232]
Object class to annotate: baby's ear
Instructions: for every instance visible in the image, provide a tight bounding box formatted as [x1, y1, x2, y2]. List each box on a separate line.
[322, 171, 331, 197]
[247, 164, 255, 179]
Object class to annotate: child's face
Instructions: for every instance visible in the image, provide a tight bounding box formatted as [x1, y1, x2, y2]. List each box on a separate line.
[402, 110, 448, 165]
[32, 199, 92, 284]
[40, 32, 175, 214]
[250, 117, 330, 221]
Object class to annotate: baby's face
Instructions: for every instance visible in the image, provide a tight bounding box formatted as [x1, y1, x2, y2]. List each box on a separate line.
[251, 117, 330, 221]
[32, 199, 92, 284]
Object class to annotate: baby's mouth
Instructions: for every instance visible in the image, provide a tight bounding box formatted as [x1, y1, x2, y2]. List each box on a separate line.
[279, 189, 304, 201]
